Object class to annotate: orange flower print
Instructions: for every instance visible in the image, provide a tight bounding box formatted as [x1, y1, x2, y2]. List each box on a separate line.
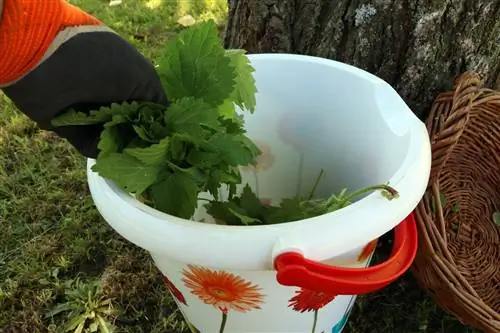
[289, 289, 337, 313]
[241, 141, 275, 172]
[162, 275, 187, 306]
[278, 114, 301, 149]
[357, 239, 378, 262]
[278, 112, 321, 150]
[182, 265, 264, 333]
[260, 198, 272, 206]
[289, 288, 337, 333]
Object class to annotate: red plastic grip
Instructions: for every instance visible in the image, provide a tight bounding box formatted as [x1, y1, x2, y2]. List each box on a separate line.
[274, 212, 418, 295]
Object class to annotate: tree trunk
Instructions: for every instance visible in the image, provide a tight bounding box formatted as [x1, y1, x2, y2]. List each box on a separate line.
[224, 0, 500, 119]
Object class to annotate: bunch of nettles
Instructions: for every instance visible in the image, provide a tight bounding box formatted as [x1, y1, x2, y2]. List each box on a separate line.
[53, 20, 260, 219]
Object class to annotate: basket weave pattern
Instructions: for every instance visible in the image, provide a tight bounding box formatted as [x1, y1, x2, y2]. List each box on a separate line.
[412, 72, 500, 333]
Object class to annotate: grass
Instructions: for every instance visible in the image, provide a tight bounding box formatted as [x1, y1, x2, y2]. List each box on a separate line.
[0, 1, 482, 332]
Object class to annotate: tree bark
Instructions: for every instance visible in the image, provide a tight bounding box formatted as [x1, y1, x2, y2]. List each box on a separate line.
[224, 0, 500, 119]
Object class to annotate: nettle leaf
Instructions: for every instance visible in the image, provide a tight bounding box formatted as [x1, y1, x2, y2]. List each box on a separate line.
[211, 168, 241, 185]
[168, 133, 194, 162]
[204, 185, 266, 226]
[227, 207, 262, 225]
[51, 109, 109, 127]
[132, 103, 169, 142]
[148, 122, 169, 140]
[205, 168, 241, 198]
[208, 133, 257, 166]
[97, 126, 121, 158]
[205, 201, 237, 224]
[52, 101, 147, 127]
[104, 114, 129, 128]
[219, 116, 245, 134]
[238, 184, 264, 216]
[166, 97, 220, 136]
[225, 49, 257, 113]
[239, 135, 261, 157]
[91, 153, 159, 194]
[267, 198, 305, 224]
[123, 137, 170, 165]
[137, 104, 167, 128]
[205, 200, 261, 226]
[158, 20, 236, 106]
[217, 99, 246, 130]
[132, 125, 155, 143]
[107, 101, 148, 119]
[137, 102, 167, 119]
[186, 150, 221, 168]
[218, 99, 236, 119]
[149, 171, 199, 219]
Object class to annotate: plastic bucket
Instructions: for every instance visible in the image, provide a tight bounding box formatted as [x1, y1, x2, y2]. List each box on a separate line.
[87, 54, 431, 333]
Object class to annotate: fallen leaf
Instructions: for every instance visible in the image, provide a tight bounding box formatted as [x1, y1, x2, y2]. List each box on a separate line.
[109, 0, 122, 6]
[177, 15, 196, 27]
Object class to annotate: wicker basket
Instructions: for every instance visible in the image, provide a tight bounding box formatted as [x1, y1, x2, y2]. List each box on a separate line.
[412, 71, 500, 333]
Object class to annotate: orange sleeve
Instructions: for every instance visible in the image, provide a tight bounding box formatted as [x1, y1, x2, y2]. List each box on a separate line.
[0, 0, 101, 85]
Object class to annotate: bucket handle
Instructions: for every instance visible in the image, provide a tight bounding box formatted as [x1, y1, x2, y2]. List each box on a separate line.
[274, 212, 418, 295]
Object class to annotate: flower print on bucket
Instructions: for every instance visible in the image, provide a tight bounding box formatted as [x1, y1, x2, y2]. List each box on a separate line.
[289, 288, 337, 333]
[259, 198, 272, 206]
[278, 111, 324, 150]
[182, 265, 265, 333]
[162, 275, 187, 306]
[241, 140, 275, 172]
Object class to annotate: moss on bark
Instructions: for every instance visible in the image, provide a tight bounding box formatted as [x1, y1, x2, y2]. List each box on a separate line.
[224, 0, 500, 119]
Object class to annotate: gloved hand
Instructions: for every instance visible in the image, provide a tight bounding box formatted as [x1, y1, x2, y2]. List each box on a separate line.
[0, 0, 167, 158]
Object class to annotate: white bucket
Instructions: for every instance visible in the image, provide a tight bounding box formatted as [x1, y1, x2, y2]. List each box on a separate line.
[87, 54, 431, 333]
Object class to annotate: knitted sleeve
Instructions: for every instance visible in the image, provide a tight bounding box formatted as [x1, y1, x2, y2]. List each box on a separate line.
[0, 0, 102, 86]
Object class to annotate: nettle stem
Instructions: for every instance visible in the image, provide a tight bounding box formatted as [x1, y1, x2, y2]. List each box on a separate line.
[307, 169, 324, 200]
[343, 184, 399, 203]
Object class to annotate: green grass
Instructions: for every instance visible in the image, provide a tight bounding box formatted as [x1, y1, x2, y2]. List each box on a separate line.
[0, 1, 482, 332]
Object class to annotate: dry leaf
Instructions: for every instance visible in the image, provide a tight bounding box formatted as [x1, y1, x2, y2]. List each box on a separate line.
[177, 15, 196, 27]
[109, 0, 122, 6]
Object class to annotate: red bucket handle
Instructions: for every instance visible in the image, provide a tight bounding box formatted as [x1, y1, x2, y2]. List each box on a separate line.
[274, 212, 418, 295]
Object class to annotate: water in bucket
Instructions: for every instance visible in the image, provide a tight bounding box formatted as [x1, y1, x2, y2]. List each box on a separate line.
[87, 54, 431, 333]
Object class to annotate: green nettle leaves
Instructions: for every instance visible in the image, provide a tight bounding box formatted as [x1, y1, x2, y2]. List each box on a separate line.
[205, 180, 400, 226]
[52, 19, 398, 225]
[149, 171, 199, 220]
[123, 137, 170, 165]
[52, 102, 145, 127]
[157, 20, 236, 107]
[91, 153, 160, 195]
[51, 19, 260, 220]
[225, 49, 257, 113]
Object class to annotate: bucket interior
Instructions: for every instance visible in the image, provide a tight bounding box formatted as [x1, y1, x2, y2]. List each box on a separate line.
[195, 56, 413, 223]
